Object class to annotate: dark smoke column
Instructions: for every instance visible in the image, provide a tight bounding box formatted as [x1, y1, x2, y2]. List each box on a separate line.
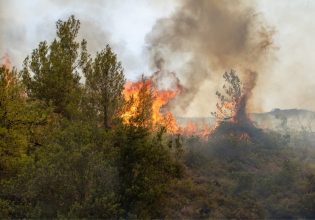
[146, 0, 274, 115]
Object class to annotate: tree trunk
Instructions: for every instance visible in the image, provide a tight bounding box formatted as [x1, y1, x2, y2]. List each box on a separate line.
[104, 103, 110, 129]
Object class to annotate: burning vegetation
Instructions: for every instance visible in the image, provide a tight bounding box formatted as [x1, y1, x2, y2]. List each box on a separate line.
[1, 53, 12, 70]
[120, 69, 260, 141]
[0, 54, 17, 89]
[2, 10, 315, 219]
[121, 75, 213, 138]
[121, 77, 178, 133]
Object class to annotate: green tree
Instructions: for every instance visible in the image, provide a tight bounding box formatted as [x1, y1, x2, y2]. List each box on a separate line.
[116, 80, 183, 218]
[6, 121, 120, 218]
[0, 66, 48, 180]
[22, 15, 87, 119]
[0, 66, 27, 181]
[0, 66, 49, 218]
[85, 45, 125, 128]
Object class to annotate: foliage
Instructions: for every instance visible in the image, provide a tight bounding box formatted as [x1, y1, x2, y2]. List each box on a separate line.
[2, 15, 315, 219]
[85, 45, 126, 128]
[117, 126, 183, 218]
[212, 70, 242, 121]
[21, 15, 85, 119]
[0, 66, 51, 218]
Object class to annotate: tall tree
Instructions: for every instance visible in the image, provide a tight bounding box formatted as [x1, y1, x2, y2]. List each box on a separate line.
[129, 77, 153, 129]
[211, 70, 242, 122]
[85, 45, 125, 128]
[0, 66, 26, 181]
[0, 65, 49, 181]
[22, 15, 87, 119]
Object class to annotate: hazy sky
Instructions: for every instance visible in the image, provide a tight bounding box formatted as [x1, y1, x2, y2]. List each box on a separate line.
[1, 0, 315, 115]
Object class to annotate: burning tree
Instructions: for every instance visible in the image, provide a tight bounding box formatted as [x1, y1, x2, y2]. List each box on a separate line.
[211, 70, 261, 142]
[210, 70, 288, 147]
[121, 77, 154, 129]
[212, 70, 242, 123]
[121, 76, 178, 133]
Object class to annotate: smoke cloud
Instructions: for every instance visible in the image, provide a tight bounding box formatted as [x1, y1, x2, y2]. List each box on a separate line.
[2, 0, 315, 115]
[146, 0, 274, 116]
[0, 0, 176, 80]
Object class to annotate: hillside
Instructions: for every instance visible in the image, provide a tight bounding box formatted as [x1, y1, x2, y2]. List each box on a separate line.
[176, 108, 315, 132]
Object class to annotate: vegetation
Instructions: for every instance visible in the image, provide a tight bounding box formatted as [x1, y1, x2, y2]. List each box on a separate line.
[1, 16, 315, 219]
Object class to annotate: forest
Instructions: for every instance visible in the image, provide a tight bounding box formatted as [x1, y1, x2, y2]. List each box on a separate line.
[1, 16, 315, 219]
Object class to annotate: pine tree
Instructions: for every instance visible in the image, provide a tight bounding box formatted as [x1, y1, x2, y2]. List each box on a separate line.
[0, 65, 49, 179]
[22, 15, 87, 119]
[0, 66, 26, 181]
[85, 45, 125, 128]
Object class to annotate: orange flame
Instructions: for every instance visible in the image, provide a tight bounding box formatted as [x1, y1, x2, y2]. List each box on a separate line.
[216, 100, 238, 123]
[1, 53, 17, 89]
[121, 78, 213, 138]
[121, 79, 179, 133]
[2, 53, 12, 70]
[178, 121, 212, 139]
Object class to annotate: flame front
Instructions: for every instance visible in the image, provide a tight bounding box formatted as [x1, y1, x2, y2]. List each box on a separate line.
[2, 53, 12, 70]
[1, 53, 16, 89]
[121, 79, 178, 133]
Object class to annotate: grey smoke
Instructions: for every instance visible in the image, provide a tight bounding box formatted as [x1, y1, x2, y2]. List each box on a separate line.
[146, 0, 274, 116]
[0, 0, 125, 72]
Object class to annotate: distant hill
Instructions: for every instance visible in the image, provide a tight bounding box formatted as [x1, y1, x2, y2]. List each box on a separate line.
[252, 108, 315, 131]
[176, 109, 315, 132]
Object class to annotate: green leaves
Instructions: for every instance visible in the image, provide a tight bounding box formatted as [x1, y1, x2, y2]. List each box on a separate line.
[22, 16, 84, 120]
[117, 125, 183, 218]
[86, 44, 126, 128]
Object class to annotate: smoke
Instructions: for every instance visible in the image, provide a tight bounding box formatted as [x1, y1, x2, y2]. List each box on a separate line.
[0, 0, 157, 80]
[146, 0, 274, 116]
[0, 0, 176, 80]
[0, 0, 114, 68]
[236, 70, 258, 124]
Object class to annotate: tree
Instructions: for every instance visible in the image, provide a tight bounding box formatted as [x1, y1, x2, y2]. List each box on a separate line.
[0, 66, 48, 179]
[85, 45, 125, 128]
[116, 77, 183, 218]
[211, 70, 242, 122]
[129, 77, 153, 129]
[5, 121, 121, 218]
[0, 65, 50, 218]
[117, 126, 183, 218]
[0, 66, 27, 181]
[22, 15, 87, 119]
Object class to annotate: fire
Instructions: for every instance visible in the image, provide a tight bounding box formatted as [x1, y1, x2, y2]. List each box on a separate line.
[2, 53, 12, 70]
[178, 122, 198, 136]
[1, 53, 16, 88]
[210, 71, 260, 142]
[121, 78, 214, 138]
[215, 100, 238, 123]
[178, 121, 212, 139]
[121, 79, 179, 133]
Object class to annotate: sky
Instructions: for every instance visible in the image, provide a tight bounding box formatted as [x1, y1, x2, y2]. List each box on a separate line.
[0, 0, 178, 79]
[1, 0, 315, 116]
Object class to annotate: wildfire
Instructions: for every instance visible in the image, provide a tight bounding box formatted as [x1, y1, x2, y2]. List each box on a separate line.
[2, 53, 12, 70]
[121, 79, 179, 133]
[1, 53, 16, 88]
[177, 121, 212, 139]
[121, 78, 215, 138]
[216, 101, 237, 122]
